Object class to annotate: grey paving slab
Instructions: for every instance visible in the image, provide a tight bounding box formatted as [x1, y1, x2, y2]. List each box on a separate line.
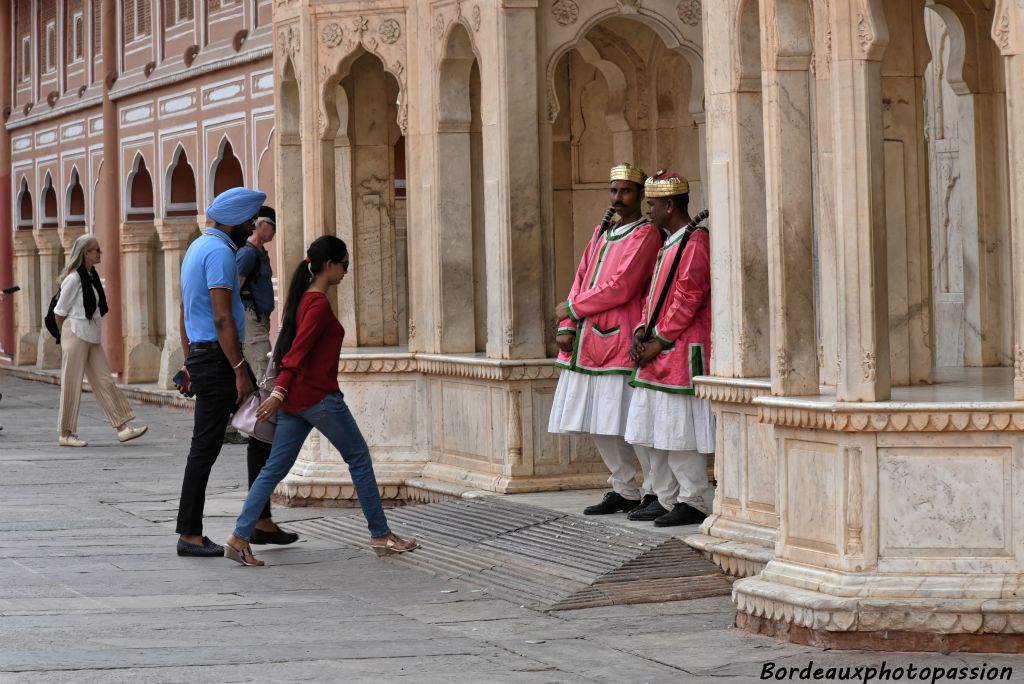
[3, 373, 1020, 683]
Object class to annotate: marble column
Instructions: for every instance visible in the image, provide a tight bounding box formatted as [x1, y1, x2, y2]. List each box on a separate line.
[760, 0, 818, 395]
[997, 4, 1024, 399]
[33, 229, 63, 369]
[485, 3, 545, 360]
[12, 230, 39, 365]
[830, 1, 891, 402]
[702, 0, 770, 379]
[156, 217, 198, 389]
[120, 222, 160, 383]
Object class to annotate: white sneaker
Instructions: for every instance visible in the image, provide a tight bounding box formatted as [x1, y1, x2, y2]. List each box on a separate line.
[117, 425, 148, 443]
[59, 434, 88, 447]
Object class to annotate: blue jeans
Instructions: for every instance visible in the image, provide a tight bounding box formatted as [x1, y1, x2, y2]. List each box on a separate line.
[233, 392, 391, 540]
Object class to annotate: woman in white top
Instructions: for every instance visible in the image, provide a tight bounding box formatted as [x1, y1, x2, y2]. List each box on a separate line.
[54, 235, 147, 447]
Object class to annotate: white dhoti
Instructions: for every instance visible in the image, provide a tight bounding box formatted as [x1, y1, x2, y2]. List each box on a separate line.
[625, 388, 716, 512]
[549, 370, 651, 499]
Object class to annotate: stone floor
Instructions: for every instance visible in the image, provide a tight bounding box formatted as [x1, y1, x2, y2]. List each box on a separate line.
[1, 372, 1022, 683]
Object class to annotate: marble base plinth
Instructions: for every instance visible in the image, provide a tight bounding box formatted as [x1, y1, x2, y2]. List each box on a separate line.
[730, 368, 1024, 650]
[272, 351, 609, 505]
[690, 376, 777, 577]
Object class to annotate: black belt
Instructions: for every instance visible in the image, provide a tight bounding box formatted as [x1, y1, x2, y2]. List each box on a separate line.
[191, 341, 221, 350]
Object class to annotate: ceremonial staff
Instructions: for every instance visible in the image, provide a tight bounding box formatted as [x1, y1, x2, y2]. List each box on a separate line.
[640, 209, 709, 344]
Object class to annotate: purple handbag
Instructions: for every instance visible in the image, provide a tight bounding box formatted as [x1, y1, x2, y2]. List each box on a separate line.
[230, 388, 277, 444]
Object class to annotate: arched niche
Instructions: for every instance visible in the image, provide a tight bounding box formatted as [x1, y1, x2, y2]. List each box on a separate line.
[125, 154, 155, 221]
[277, 57, 305, 284]
[435, 23, 487, 353]
[923, 0, 1011, 369]
[39, 174, 58, 228]
[165, 145, 198, 217]
[546, 16, 707, 335]
[16, 177, 33, 229]
[320, 48, 409, 348]
[210, 138, 244, 197]
[65, 167, 85, 226]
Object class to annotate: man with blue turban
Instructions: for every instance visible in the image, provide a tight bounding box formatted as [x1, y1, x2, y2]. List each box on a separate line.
[174, 187, 284, 557]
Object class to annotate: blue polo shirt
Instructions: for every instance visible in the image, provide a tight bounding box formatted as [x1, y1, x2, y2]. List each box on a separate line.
[181, 227, 246, 343]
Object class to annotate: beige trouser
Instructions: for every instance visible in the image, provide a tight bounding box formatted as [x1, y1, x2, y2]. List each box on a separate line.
[59, 329, 135, 435]
[634, 445, 713, 513]
[242, 308, 272, 386]
[591, 434, 653, 500]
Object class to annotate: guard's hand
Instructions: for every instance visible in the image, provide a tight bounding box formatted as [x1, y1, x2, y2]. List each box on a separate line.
[636, 338, 665, 366]
[256, 394, 282, 421]
[235, 366, 255, 404]
[173, 367, 193, 397]
[629, 329, 646, 362]
[554, 302, 570, 321]
[556, 333, 575, 354]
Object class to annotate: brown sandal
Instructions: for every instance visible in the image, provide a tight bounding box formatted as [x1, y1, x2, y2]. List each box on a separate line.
[370, 532, 419, 557]
[224, 540, 265, 566]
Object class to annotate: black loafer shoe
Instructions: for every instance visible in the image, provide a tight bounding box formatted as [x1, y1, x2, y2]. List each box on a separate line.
[627, 498, 671, 521]
[177, 536, 225, 557]
[583, 491, 640, 515]
[250, 528, 299, 545]
[654, 502, 708, 527]
[627, 494, 657, 516]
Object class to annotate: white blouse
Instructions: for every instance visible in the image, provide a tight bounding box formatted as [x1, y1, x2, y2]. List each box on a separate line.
[54, 272, 103, 344]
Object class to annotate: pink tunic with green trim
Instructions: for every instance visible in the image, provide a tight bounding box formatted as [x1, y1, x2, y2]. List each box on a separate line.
[629, 227, 711, 395]
[556, 219, 662, 375]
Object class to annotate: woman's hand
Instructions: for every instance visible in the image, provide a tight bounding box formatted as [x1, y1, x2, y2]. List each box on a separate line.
[256, 394, 282, 421]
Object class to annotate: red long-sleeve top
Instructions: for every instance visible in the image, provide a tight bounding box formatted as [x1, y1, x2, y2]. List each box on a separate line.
[274, 291, 343, 413]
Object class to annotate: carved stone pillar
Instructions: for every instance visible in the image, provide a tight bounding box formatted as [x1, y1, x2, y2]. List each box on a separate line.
[33, 229, 63, 369]
[995, 3, 1024, 399]
[760, 0, 818, 396]
[830, 3, 891, 401]
[12, 230, 39, 365]
[120, 222, 160, 383]
[156, 218, 199, 388]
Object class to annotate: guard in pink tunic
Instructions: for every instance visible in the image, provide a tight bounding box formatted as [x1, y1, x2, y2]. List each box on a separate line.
[625, 172, 715, 527]
[548, 163, 663, 516]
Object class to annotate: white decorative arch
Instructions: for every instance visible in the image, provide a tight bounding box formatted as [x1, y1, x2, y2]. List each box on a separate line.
[39, 172, 57, 226]
[64, 166, 85, 224]
[544, 8, 705, 124]
[124, 152, 155, 220]
[208, 135, 244, 197]
[164, 144, 198, 216]
[16, 176, 33, 228]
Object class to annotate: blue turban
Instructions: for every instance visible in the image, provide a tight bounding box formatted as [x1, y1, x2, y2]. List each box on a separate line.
[206, 187, 267, 227]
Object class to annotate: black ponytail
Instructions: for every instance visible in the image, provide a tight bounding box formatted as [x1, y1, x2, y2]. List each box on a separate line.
[272, 235, 348, 369]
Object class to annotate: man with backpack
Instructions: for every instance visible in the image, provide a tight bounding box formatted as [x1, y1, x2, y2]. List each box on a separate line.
[222, 206, 276, 446]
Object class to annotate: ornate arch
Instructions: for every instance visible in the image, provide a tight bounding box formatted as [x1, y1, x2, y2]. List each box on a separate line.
[16, 176, 33, 228]
[544, 6, 704, 124]
[39, 172, 58, 227]
[316, 13, 409, 137]
[65, 166, 85, 223]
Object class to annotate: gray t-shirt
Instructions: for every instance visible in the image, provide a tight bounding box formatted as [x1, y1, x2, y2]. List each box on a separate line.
[235, 243, 274, 315]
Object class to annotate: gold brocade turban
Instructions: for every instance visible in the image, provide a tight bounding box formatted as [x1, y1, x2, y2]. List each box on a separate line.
[609, 163, 646, 185]
[644, 170, 689, 197]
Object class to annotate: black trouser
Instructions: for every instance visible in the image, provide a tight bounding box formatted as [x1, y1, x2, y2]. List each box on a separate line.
[175, 346, 271, 535]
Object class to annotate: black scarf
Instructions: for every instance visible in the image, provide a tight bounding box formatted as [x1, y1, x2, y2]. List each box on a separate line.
[76, 265, 108, 321]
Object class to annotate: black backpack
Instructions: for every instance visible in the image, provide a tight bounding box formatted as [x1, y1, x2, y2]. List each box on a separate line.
[44, 291, 61, 344]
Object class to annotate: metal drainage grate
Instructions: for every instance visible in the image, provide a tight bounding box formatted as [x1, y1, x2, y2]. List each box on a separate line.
[288, 497, 733, 611]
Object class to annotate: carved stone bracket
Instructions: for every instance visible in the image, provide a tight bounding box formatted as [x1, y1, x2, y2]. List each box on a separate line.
[695, 377, 772, 404]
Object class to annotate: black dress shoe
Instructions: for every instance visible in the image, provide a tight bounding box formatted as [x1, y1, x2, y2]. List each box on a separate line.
[627, 494, 657, 515]
[654, 502, 708, 527]
[583, 491, 640, 515]
[627, 497, 671, 521]
[250, 528, 299, 545]
[177, 536, 225, 557]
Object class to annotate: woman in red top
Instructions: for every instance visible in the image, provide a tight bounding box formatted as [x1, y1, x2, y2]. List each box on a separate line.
[225, 236, 418, 565]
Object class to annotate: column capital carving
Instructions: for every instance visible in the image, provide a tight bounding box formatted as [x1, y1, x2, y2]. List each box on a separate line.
[58, 225, 86, 253]
[155, 217, 200, 251]
[32, 228, 63, 255]
[993, 0, 1023, 56]
[12, 230, 38, 256]
[120, 222, 158, 253]
[831, 0, 888, 62]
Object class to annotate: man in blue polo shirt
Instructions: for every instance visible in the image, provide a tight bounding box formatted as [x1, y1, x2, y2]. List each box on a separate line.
[174, 187, 269, 557]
